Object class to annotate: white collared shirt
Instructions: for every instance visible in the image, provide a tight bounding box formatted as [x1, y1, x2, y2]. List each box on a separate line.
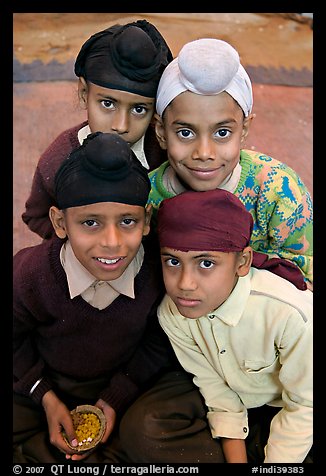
[60, 240, 144, 309]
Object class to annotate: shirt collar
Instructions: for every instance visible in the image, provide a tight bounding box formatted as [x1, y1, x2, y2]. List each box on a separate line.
[77, 124, 91, 145]
[130, 135, 149, 170]
[60, 240, 144, 300]
[208, 273, 251, 326]
[77, 125, 149, 170]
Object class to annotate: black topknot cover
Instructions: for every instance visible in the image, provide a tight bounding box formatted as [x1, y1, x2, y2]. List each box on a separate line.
[74, 20, 173, 97]
[55, 132, 151, 209]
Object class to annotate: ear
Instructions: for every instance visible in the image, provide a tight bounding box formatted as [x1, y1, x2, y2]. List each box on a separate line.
[236, 246, 253, 277]
[154, 113, 167, 150]
[241, 113, 255, 144]
[49, 206, 68, 239]
[143, 204, 153, 236]
[78, 77, 88, 110]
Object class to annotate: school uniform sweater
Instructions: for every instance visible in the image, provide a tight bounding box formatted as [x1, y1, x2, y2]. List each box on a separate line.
[22, 121, 166, 239]
[13, 236, 172, 414]
[148, 150, 313, 283]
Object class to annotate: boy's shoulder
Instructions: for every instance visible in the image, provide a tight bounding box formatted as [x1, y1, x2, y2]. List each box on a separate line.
[239, 149, 309, 193]
[240, 149, 300, 176]
[45, 121, 87, 154]
[148, 160, 169, 179]
[39, 121, 86, 161]
[13, 237, 62, 283]
[36, 122, 87, 176]
[249, 267, 312, 321]
[240, 149, 293, 173]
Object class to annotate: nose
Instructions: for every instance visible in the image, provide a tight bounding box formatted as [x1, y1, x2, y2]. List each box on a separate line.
[178, 268, 198, 292]
[192, 136, 216, 161]
[111, 109, 129, 134]
[99, 224, 121, 249]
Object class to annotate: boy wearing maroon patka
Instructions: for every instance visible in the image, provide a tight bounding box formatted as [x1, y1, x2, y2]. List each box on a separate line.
[13, 132, 174, 463]
[118, 189, 312, 464]
[156, 190, 312, 463]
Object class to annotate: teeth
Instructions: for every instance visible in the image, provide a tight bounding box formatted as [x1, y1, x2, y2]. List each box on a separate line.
[97, 257, 119, 264]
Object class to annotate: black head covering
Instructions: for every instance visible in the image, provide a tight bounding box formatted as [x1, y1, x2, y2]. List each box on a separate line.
[54, 132, 151, 209]
[74, 19, 173, 97]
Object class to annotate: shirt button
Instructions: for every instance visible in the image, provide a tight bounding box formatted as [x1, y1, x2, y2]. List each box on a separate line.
[209, 315, 215, 319]
[220, 349, 226, 354]
[243, 427, 248, 433]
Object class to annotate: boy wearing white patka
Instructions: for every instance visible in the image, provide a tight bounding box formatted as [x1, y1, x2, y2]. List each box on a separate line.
[148, 38, 313, 287]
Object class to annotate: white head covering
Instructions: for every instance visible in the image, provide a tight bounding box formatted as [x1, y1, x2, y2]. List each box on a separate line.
[156, 38, 253, 117]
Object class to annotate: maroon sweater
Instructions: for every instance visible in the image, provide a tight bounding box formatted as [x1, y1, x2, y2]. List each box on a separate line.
[22, 121, 167, 239]
[13, 236, 173, 413]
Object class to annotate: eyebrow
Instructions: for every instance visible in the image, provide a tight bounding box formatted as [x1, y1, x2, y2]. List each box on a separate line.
[73, 210, 142, 220]
[172, 118, 238, 128]
[74, 212, 105, 220]
[95, 93, 154, 107]
[161, 251, 221, 259]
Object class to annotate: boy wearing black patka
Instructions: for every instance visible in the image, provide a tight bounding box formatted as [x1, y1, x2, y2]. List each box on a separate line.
[13, 132, 174, 463]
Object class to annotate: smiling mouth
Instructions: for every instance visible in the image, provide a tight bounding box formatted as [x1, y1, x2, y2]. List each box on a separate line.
[96, 257, 122, 265]
[188, 166, 221, 173]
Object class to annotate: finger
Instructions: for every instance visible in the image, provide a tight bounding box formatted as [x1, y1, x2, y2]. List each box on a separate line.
[70, 451, 91, 461]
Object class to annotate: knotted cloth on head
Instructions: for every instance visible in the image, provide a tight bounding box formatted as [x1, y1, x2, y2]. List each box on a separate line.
[157, 189, 307, 290]
[54, 132, 151, 209]
[74, 19, 173, 98]
[156, 38, 253, 117]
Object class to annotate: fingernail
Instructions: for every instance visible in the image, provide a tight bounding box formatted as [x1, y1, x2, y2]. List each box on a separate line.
[71, 438, 78, 447]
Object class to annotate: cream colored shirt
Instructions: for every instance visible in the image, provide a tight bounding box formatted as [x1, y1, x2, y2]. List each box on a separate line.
[78, 125, 149, 169]
[60, 241, 144, 309]
[158, 267, 313, 463]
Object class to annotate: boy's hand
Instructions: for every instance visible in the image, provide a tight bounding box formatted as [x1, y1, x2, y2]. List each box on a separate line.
[42, 390, 78, 455]
[65, 398, 117, 461]
[221, 437, 248, 463]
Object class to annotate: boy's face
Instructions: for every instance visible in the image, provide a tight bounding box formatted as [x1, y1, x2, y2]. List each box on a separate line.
[79, 80, 155, 146]
[51, 202, 151, 282]
[160, 247, 250, 319]
[155, 91, 252, 191]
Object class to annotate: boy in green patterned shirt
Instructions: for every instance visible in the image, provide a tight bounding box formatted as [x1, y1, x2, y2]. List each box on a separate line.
[148, 38, 313, 286]
[112, 38, 313, 465]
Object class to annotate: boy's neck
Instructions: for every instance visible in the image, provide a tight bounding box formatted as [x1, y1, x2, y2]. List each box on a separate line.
[163, 161, 242, 195]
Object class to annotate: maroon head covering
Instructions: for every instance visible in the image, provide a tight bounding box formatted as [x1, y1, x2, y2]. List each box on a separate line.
[157, 189, 307, 290]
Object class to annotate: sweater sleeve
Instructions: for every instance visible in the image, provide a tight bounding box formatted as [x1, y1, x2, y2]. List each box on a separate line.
[13, 248, 54, 404]
[21, 123, 83, 239]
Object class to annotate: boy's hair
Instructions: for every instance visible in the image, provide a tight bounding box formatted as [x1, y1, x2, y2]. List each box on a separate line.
[74, 20, 173, 98]
[54, 132, 151, 209]
[156, 38, 252, 117]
